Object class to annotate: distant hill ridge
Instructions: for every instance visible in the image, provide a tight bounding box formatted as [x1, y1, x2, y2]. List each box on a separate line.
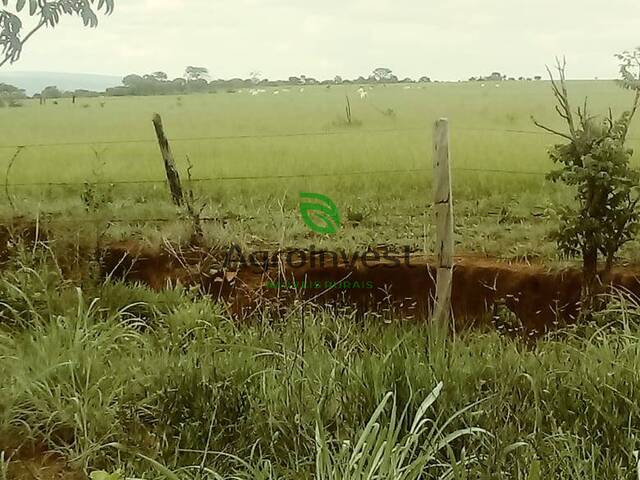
[0, 71, 122, 95]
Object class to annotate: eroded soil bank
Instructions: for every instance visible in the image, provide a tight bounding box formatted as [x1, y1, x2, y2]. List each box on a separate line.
[102, 241, 640, 334]
[3, 219, 640, 334]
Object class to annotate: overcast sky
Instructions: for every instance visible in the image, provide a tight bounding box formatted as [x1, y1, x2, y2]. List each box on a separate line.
[2, 0, 639, 81]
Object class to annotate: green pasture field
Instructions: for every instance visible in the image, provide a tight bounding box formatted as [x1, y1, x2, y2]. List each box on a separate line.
[4, 81, 640, 479]
[1, 80, 639, 260]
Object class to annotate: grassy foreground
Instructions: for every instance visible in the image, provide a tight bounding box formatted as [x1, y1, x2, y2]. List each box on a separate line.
[1, 247, 640, 479]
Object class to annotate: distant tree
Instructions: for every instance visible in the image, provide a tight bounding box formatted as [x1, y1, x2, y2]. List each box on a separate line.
[0, 0, 114, 68]
[0, 81, 24, 106]
[151, 71, 168, 81]
[487, 72, 503, 81]
[122, 74, 144, 87]
[185, 66, 209, 81]
[41, 85, 61, 98]
[419, 76, 432, 83]
[288, 76, 301, 84]
[334, 75, 343, 84]
[0, 82, 23, 96]
[186, 77, 208, 92]
[249, 71, 261, 84]
[105, 86, 131, 97]
[534, 75, 542, 81]
[74, 89, 100, 98]
[372, 67, 393, 82]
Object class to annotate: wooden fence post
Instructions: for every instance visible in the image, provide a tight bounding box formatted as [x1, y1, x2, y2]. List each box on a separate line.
[432, 118, 454, 327]
[152, 113, 184, 207]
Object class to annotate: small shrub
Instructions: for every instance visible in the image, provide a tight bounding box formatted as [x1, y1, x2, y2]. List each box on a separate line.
[534, 56, 640, 315]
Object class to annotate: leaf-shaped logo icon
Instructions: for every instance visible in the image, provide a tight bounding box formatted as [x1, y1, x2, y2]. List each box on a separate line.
[299, 192, 341, 235]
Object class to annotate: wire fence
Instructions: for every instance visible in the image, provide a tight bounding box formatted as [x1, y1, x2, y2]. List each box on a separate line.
[4, 120, 640, 232]
[1, 124, 638, 151]
[1, 123, 605, 228]
[1, 124, 574, 192]
[4, 167, 551, 189]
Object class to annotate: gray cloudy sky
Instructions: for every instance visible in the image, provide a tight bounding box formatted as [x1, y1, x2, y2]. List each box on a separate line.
[3, 0, 639, 80]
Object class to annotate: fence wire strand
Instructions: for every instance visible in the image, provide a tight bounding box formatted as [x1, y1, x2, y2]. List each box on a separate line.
[1, 125, 637, 151]
[6, 123, 639, 188]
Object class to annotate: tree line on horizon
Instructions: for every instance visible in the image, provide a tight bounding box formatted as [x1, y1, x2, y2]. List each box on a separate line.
[0, 66, 548, 102]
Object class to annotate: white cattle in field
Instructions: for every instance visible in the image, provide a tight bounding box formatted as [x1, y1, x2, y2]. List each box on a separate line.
[273, 90, 280, 95]
[299, 87, 305, 92]
[357, 87, 368, 99]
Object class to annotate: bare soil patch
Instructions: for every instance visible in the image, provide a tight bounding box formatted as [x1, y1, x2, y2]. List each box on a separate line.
[101, 242, 640, 334]
[3, 222, 639, 334]
[0, 437, 84, 480]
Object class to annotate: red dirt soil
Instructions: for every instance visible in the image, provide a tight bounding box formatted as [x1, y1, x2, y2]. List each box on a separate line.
[101, 242, 640, 334]
[0, 438, 84, 480]
[3, 221, 639, 334]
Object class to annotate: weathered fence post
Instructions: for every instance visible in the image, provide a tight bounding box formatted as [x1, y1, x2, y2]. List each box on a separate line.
[152, 113, 184, 206]
[432, 118, 454, 328]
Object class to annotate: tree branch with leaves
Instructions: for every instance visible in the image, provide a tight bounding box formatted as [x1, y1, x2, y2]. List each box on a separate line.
[533, 53, 640, 317]
[0, 0, 114, 68]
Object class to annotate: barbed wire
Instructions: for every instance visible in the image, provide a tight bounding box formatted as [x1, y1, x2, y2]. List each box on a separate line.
[4, 166, 551, 188]
[1, 125, 638, 151]
[456, 126, 639, 141]
[6, 123, 640, 187]
[0, 127, 426, 150]
[5, 167, 433, 188]
[10, 207, 548, 226]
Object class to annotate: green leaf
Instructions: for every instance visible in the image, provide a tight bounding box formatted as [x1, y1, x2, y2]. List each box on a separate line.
[299, 192, 341, 235]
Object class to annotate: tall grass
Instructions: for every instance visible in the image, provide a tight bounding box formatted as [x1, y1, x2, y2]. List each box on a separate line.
[2, 247, 640, 478]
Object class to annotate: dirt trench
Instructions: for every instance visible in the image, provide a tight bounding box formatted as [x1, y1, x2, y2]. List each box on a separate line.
[101, 242, 640, 334]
